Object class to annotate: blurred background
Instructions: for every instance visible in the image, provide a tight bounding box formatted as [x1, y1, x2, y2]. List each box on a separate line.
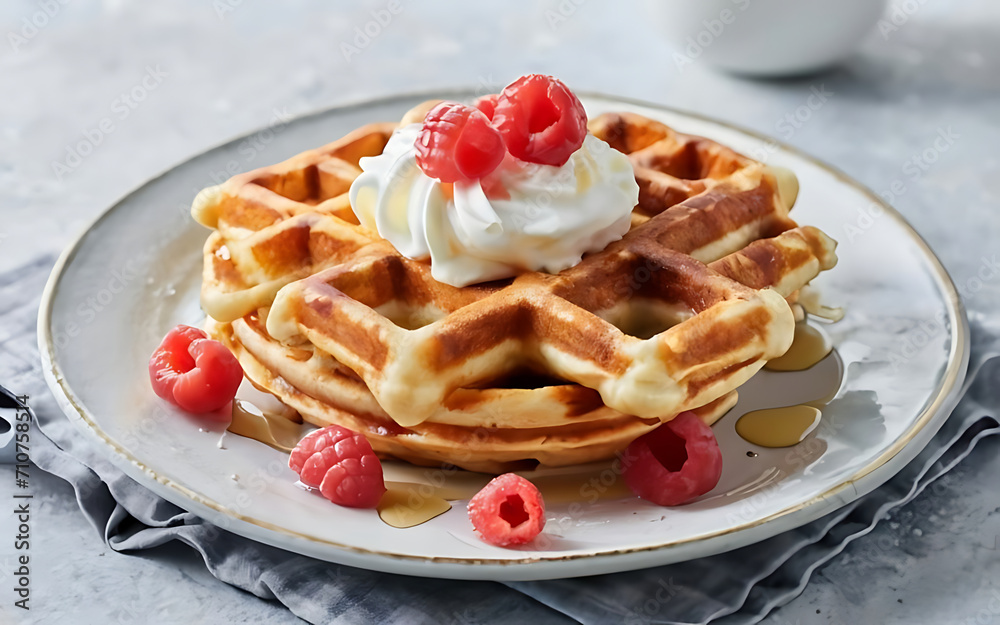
[1, 1, 998, 623]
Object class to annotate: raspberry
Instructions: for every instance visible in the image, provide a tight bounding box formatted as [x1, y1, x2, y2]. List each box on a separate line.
[491, 74, 588, 167]
[622, 411, 723, 506]
[414, 101, 506, 182]
[149, 324, 244, 413]
[289, 425, 386, 508]
[473, 94, 498, 120]
[467, 473, 545, 546]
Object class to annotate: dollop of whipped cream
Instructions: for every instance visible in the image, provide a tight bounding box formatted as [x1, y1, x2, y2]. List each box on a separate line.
[349, 123, 640, 287]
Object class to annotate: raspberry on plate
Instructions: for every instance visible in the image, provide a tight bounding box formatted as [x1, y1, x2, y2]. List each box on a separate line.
[414, 101, 506, 182]
[467, 473, 545, 546]
[289, 425, 386, 508]
[148, 324, 244, 413]
[622, 411, 723, 506]
[491, 74, 588, 167]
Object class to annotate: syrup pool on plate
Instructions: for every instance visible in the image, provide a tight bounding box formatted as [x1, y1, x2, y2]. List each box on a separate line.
[737, 319, 843, 450]
[764, 321, 832, 372]
[377, 488, 452, 528]
[228, 397, 305, 453]
[736, 405, 823, 448]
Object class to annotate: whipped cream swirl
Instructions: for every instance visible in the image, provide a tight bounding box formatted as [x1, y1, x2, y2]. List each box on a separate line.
[350, 123, 639, 287]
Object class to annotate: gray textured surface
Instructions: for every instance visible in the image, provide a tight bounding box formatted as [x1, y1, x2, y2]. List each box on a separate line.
[1, 0, 998, 623]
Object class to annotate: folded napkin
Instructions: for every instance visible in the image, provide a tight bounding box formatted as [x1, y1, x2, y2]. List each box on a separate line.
[9, 253, 999, 625]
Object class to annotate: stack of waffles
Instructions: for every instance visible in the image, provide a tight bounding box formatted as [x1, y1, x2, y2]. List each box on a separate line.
[193, 106, 837, 473]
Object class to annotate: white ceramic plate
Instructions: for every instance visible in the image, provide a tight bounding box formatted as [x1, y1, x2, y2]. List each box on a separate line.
[39, 92, 968, 581]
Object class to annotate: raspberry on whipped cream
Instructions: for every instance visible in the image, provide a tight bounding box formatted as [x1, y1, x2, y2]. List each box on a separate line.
[349, 115, 639, 287]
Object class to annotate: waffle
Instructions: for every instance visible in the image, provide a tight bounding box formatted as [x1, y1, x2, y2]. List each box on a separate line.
[192, 122, 398, 324]
[194, 106, 838, 472]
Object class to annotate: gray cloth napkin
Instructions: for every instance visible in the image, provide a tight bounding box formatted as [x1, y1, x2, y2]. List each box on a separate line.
[7, 256, 1000, 625]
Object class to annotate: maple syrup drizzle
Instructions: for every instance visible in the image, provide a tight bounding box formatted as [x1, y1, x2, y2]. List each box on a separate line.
[765, 322, 832, 372]
[377, 487, 452, 528]
[228, 399, 304, 453]
[735, 405, 822, 448]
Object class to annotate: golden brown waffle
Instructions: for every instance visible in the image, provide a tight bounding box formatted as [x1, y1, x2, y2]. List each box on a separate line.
[195, 106, 837, 472]
[210, 314, 739, 472]
[191, 122, 397, 323]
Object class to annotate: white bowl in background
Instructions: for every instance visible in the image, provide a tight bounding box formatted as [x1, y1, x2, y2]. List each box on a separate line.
[650, 0, 889, 76]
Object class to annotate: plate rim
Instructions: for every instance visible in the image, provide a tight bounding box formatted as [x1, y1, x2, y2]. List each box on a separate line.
[37, 89, 971, 579]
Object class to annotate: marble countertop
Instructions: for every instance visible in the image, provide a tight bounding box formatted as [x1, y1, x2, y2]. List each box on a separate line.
[2, 0, 998, 623]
